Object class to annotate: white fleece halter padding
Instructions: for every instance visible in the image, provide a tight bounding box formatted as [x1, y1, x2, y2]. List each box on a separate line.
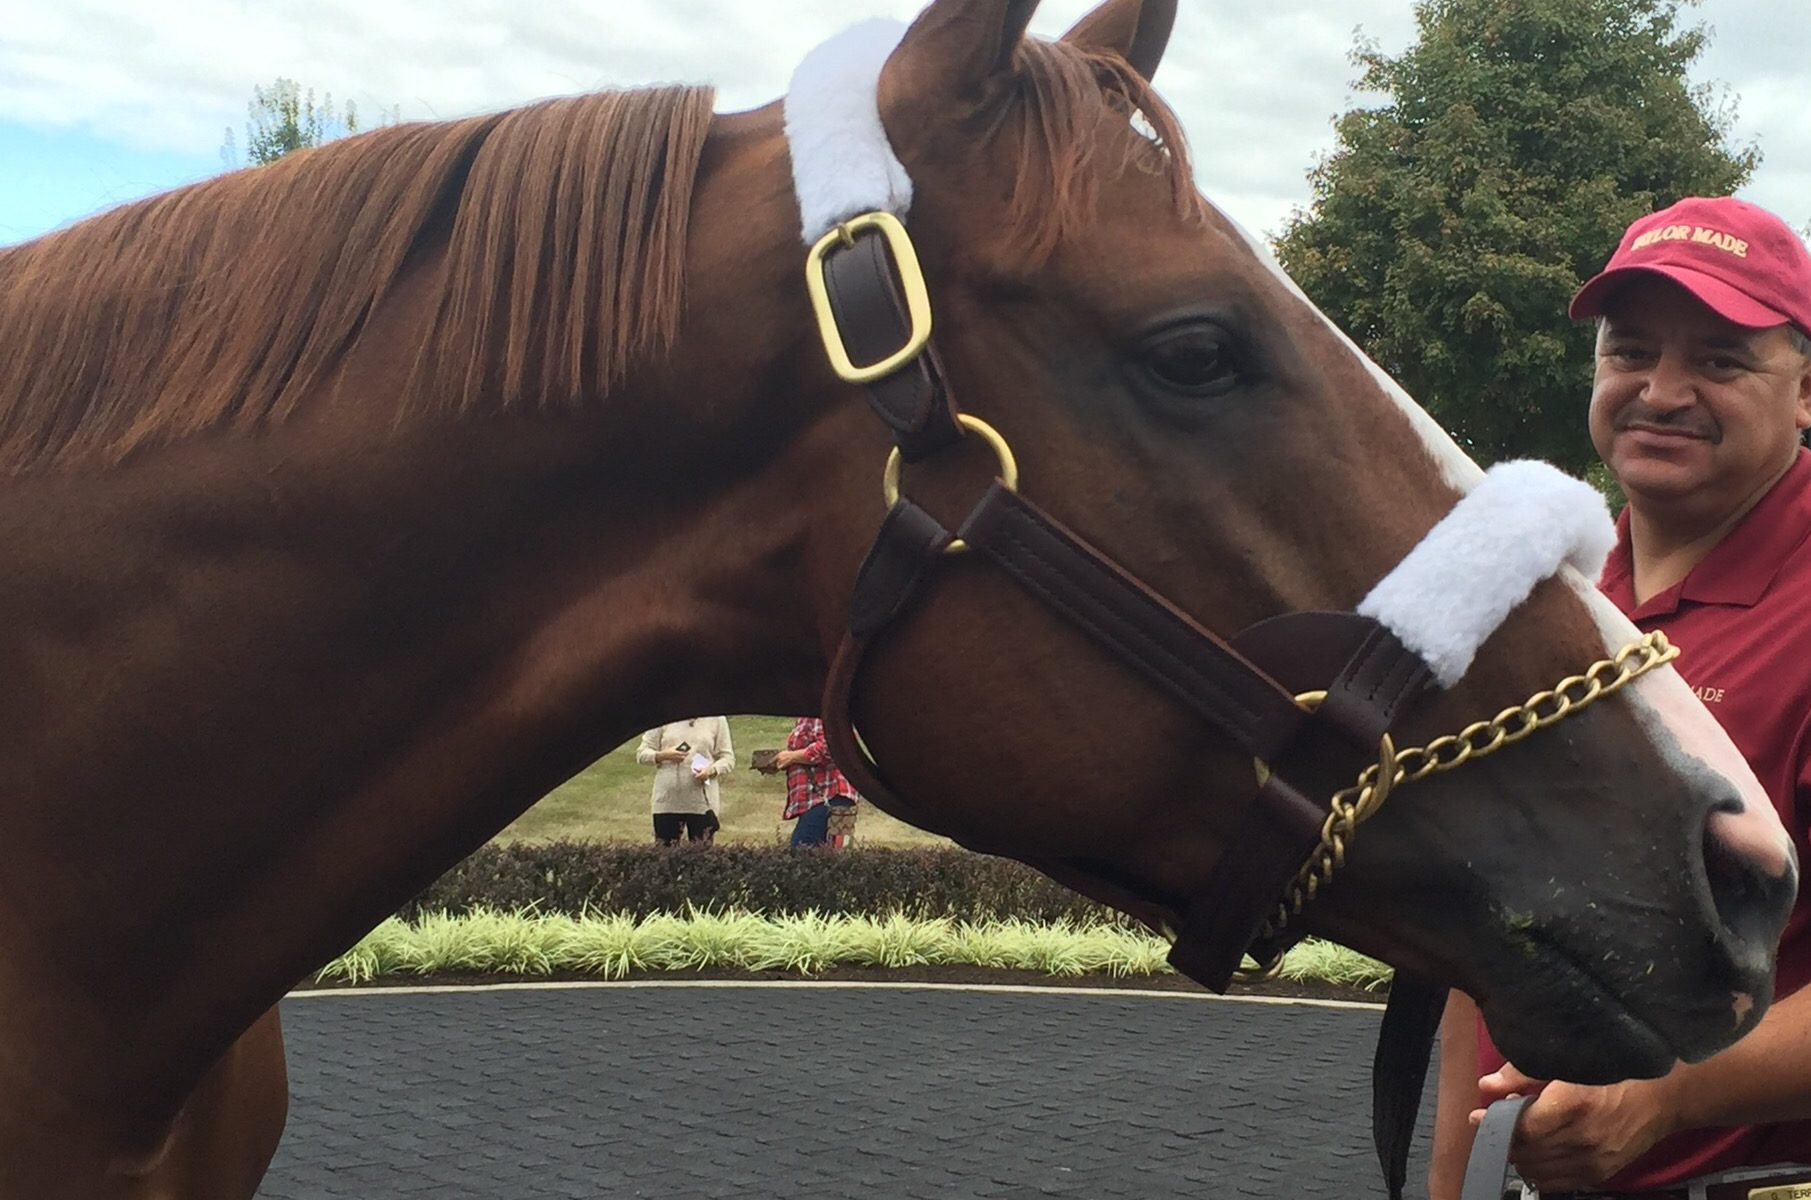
[784, 18, 915, 244]
[1358, 460, 1616, 688]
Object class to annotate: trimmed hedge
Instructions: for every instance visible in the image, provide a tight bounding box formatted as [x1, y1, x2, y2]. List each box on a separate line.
[401, 840, 1117, 925]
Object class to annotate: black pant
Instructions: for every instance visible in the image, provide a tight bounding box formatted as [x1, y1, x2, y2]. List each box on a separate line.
[653, 811, 719, 844]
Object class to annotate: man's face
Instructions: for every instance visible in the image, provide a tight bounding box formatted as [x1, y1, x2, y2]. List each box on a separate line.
[1589, 279, 1811, 515]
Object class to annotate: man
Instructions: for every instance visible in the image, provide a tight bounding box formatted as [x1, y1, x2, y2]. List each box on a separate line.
[1429, 196, 1811, 1199]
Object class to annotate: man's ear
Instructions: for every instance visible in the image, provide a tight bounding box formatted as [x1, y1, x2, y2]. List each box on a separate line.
[1794, 349, 1811, 434]
[1061, 0, 1178, 82]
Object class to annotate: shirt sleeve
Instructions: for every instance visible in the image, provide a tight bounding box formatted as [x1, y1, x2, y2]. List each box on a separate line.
[802, 719, 829, 765]
[712, 717, 735, 775]
[635, 727, 661, 766]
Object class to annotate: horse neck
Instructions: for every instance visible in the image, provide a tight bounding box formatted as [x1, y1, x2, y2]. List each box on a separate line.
[0, 383, 842, 1120]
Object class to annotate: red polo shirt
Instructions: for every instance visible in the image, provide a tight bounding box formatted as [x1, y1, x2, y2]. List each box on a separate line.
[1478, 448, 1811, 1188]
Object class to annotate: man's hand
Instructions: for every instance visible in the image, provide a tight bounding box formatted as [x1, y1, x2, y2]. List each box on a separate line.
[1472, 1063, 1682, 1192]
[773, 749, 807, 769]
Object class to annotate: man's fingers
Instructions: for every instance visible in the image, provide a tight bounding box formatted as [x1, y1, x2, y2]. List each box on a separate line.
[1512, 1082, 1589, 1145]
[1479, 1064, 1548, 1103]
[1486, 1064, 1546, 1092]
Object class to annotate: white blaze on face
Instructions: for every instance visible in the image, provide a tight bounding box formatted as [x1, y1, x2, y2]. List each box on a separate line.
[1224, 216, 1484, 493]
[1229, 209, 1795, 880]
[1577, 579, 1794, 880]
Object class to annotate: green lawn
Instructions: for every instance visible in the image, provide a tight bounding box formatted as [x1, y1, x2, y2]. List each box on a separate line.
[496, 714, 949, 848]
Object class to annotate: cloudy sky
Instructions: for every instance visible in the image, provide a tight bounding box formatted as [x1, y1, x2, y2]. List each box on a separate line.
[3, 0, 1805, 249]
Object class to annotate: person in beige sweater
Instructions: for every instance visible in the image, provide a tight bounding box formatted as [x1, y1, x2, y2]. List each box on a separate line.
[636, 717, 735, 844]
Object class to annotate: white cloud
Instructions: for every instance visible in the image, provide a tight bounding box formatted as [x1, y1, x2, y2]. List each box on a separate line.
[4, 0, 1805, 236]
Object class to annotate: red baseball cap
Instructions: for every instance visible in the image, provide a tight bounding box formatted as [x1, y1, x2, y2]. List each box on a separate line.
[1570, 195, 1811, 337]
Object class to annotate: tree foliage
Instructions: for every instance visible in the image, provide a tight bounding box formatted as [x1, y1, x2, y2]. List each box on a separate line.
[1275, 0, 1756, 472]
[221, 78, 361, 167]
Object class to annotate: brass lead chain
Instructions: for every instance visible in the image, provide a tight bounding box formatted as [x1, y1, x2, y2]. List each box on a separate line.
[1248, 629, 1679, 955]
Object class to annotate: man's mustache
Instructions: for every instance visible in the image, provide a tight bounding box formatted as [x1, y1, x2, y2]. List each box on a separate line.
[1614, 404, 1720, 442]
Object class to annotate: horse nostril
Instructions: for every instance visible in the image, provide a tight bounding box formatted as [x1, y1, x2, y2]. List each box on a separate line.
[1703, 800, 1795, 948]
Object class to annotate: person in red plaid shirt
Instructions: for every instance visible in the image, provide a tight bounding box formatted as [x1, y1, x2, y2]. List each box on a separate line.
[760, 717, 859, 847]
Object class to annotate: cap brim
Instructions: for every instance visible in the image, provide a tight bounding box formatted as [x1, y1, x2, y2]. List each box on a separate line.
[1569, 264, 1791, 328]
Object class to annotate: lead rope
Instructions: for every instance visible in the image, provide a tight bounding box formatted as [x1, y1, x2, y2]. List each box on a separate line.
[1375, 977, 1451, 1200]
[1463, 1097, 1538, 1200]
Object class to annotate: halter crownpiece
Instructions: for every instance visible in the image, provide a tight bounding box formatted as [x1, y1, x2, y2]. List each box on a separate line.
[784, 18, 915, 244]
[1358, 461, 1615, 688]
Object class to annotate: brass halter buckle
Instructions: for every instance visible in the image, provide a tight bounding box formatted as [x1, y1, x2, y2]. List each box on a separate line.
[805, 211, 934, 385]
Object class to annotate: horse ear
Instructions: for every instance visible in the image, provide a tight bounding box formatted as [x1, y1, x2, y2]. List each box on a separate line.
[882, 0, 1042, 105]
[1061, 0, 1177, 82]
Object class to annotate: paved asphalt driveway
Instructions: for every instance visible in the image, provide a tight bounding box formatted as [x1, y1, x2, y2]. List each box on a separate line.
[256, 982, 1432, 1199]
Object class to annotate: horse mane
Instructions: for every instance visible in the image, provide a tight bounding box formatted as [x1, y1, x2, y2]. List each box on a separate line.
[0, 36, 1196, 476]
[0, 85, 716, 474]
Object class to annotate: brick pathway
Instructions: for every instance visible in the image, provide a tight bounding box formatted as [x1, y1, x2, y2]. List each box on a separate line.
[257, 983, 1433, 1199]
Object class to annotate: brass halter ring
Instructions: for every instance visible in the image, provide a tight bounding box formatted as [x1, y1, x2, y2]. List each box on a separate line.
[882, 413, 1021, 554]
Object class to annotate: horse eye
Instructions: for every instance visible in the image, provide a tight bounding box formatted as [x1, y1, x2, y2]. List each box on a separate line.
[1142, 329, 1240, 396]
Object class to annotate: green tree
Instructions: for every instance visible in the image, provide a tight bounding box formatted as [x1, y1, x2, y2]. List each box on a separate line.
[221, 78, 361, 167]
[1275, 0, 1756, 472]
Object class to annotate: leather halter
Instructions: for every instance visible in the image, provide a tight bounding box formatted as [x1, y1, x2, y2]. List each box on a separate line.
[807, 213, 1435, 990]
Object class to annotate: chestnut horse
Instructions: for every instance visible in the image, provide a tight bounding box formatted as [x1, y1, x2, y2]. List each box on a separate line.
[0, 0, 1794, 1196]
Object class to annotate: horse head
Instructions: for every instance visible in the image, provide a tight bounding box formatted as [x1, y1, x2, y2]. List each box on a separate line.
[728, 0, 1796, 1084]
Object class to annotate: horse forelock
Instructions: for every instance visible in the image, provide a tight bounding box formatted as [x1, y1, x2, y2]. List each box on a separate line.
[0, 84, 716, 475]
[999, 37, 1205, 262]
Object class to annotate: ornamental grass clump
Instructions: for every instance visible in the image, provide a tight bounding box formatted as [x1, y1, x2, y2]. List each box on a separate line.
[664, 908, 770, 970]
[403, 908, 567, 975]
[842, 913, 950, 969]
[1274, 938, 1392, 989]
[323, 916, 416, 984]
[560, 911, 646, 979]
[739, 911, 847, 974]
[630, 912, 718, 972]
[1006, 919, 1101, 976]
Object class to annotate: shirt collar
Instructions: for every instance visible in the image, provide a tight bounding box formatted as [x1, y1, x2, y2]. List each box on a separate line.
[1601, 447, 1811, 618]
